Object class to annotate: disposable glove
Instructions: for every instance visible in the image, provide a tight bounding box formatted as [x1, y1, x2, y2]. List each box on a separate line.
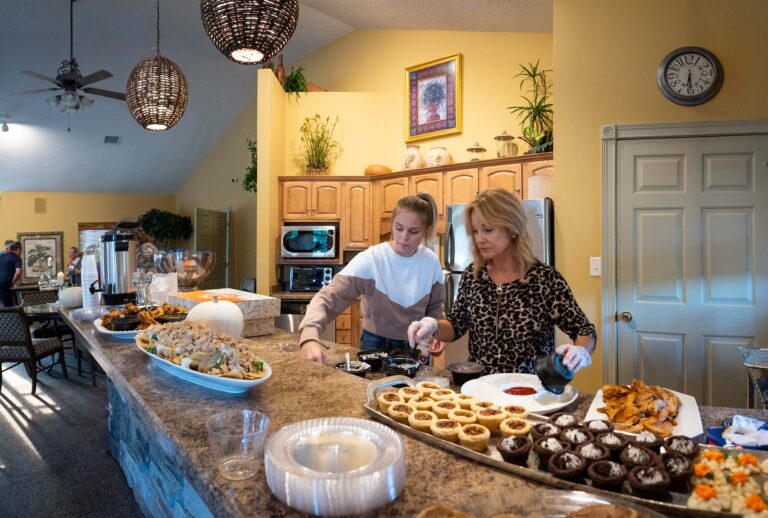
[407, 316, 438, 347]
[555, 343, 592, 372]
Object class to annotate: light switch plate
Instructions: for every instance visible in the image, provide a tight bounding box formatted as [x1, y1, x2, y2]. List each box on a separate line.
[589, 257, 602, 277]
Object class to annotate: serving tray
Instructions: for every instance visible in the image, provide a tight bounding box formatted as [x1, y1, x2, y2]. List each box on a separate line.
[365, 376, 760, 518]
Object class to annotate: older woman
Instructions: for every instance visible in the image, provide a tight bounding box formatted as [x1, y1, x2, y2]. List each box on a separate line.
[408, 188, 596, 375]
[66, 246, 83, 286]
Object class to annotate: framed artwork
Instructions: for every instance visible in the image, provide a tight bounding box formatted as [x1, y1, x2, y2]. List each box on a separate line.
[404, 53, 462, 143]
[16, 231, 64, 284]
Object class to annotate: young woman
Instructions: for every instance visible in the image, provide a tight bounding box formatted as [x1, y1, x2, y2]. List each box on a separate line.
[408, 188, 596, 374]
[299, 193, 445, 363]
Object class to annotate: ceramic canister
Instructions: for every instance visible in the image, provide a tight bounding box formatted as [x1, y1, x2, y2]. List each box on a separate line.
[424, 146, 452, 167]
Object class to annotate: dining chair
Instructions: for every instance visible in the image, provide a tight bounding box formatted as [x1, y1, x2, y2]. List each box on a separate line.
[0, 307, 68, 395]
[240, 277, 256, 293]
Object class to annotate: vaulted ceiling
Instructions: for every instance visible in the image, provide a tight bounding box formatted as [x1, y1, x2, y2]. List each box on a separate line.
[0, 1, 551, 194]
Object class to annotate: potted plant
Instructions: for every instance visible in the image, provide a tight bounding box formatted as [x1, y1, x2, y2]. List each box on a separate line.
[241, 139, 257, 193]
[284, 66, 307, 95]
[508, 60, 553, 153]
[138, 209, 193, 249]
[299, 114, 340, 175]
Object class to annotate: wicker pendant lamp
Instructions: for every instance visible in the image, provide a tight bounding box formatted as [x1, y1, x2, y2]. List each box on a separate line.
[200, 0, 299, 65]
[126, 0, 188, 131]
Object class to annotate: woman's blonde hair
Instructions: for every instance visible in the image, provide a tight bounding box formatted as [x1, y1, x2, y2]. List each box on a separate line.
[465, 188, 537, 278]
[392, 192, 438, 243]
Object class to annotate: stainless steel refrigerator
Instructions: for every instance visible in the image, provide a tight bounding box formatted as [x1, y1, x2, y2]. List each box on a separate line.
[442, 198, 554, 363]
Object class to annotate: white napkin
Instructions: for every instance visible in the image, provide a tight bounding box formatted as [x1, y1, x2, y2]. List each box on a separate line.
[722, 415, 768, 447]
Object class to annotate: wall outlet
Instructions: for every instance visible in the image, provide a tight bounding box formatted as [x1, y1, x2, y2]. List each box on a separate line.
[590, 257, 602, 277]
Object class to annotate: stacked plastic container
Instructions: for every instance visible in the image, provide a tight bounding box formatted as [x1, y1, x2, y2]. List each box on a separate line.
[80, 250, 100, 308]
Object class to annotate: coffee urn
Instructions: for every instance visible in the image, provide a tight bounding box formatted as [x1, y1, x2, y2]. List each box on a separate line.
[94, 229, 138, 305]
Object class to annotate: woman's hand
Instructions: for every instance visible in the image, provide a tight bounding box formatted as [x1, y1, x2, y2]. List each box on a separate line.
[428, 340, 446, 356]
[300, 340, 326, 364]
[407, 317, 438, 347]
[555, 344, 592, 372]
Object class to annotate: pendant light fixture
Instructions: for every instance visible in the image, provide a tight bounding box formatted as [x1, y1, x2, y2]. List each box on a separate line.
[126, 0, 188, 131]
[200, 0, 299, 65]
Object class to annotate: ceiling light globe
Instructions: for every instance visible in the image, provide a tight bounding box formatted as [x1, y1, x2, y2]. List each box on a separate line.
[126, 55, 188, 131]
[231, 48, 264, 64]
[62, 90, 79, 108]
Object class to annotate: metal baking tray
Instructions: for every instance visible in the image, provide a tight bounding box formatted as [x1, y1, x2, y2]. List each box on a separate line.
[365, 376, 759, 518]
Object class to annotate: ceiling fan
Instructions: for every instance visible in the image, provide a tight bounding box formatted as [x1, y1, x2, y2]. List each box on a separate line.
[11, 0, 126, 114]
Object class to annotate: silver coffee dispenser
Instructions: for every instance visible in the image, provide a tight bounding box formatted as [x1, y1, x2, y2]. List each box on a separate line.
[91, 229, 138, 305]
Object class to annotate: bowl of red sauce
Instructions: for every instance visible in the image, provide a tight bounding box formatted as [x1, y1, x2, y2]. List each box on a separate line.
[504, 386, 538, 396]
[447, 361, 485, 387]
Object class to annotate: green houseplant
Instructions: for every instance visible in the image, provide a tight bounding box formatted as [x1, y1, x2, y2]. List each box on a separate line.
[508, 60, 553, 153]
[241, 139, 257, 193]
[284, 66, 308, 95]
[299, 114, 339, 175]
[138, 209, 192, 249]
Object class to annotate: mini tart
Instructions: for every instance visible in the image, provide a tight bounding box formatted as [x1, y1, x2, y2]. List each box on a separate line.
[549, 412, 580, 429]
[415, 381, 441, 396]
[454, 393, 478, 410]
[498, 435, 533, 466]
[432, 400, 461, 418]
[476, 407, 506, 433]
[377, 391, 404, 412]
[533, 436, 570, 470]
[548, 450, 586, 480]
[687, 484, 726, 513]
[587, 460, 628, 491]
[620, 444, 656, 469]
[397, 386, 424, 402]
[408, 410, 438, 432]
[387, 403, 415, 424]
[584, 419, 614, 434]
[531, 422, 561, 441]
[575, 442, 610, 465]
[595, 432, 628, 460]
[500, 417, 532, 438]
[661, 452, 693, 493]
[429, 388, 457, 402]
[628, 465, 670, 499]
[501, 404, 528, 419]
[458, 423, 491, 452]
[470, 400, 499, 413]
[630, 430, 663, 453]
[559, 427, 594, 448]
[430, 419, 462, 443]
[664, 435, 700, 459]
[408, 396, 437, 411]
[448, 409, 477, 425]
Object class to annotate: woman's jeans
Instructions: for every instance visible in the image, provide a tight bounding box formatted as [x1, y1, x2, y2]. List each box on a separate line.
[359, 329, 408, 352]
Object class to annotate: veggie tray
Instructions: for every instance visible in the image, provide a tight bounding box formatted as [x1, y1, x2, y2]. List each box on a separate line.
[364, 377, 768, 517]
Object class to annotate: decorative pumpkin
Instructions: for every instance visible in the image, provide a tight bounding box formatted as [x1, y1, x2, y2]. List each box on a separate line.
[60, 287, 83, 309]
[186, 296, 244, 337]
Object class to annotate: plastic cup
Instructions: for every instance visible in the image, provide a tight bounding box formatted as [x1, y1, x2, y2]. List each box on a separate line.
[206, 409, 270, 480]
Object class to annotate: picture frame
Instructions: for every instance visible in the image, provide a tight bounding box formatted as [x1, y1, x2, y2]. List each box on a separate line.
[16, 231, 64, 285]
[404, 53, 462, 143]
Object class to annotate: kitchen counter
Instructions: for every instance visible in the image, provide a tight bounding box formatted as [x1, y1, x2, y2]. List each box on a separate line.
[270, 290, 316, 301]
[62, 309, 765, 517]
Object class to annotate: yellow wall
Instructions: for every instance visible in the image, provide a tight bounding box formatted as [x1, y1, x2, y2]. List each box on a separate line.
[176, 96, 258, 288]
[0, 191, 175, 252]
[554, 0, 768, 392]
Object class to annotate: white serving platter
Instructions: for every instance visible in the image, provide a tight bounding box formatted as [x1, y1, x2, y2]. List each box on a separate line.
[135, 341, 272, 393]
[584, 387, 703, 438]
[93, 318, 141, 340]
[461, 373, 578, 415]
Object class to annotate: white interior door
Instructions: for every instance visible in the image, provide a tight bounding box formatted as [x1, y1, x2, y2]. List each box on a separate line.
[616, 135, 768, 407]
[195, 208, 229, 289]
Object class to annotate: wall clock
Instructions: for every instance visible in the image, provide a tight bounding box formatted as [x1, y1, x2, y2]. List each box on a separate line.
[657, 46, 724, 106]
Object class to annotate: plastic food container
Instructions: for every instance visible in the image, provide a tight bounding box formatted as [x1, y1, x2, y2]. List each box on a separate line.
[357, 350, 388, 371]
[447, 361, 485, 386]
[335, 361, 371, 378]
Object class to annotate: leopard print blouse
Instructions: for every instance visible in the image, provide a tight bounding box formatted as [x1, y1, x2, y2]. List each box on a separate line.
[447, 261, 597, 375]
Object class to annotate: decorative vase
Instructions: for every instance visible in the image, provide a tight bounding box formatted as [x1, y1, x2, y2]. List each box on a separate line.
[306, 166, 329, 176]
[424, 103, 440, 123]
[402, 145, 424, 170]
[424, 146, 452, 168]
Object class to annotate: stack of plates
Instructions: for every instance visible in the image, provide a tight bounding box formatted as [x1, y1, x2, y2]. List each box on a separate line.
[383, 357, 420, 377]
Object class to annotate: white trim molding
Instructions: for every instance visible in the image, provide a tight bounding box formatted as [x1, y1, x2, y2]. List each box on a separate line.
[600, 119, 768, 385]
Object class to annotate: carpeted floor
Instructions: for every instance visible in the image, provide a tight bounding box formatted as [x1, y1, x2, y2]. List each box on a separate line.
[0, 352, 143, 518]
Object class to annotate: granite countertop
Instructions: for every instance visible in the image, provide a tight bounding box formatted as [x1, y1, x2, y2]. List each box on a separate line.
[61, 310, 766, 517]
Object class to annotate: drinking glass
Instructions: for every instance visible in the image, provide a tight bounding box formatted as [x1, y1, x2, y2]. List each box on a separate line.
[206, 409, 270, 480]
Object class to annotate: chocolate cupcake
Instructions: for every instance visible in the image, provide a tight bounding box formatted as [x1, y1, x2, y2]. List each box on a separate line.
[498, 435, 533, 466]
[548, 450, 586, 480]
[631, 430, 663, 453]
[534, 436, 570, 470]
[620, 444, 656, 469]
[584, 419, 614, 434]
[575, 442, 610, 465]
[587, 460, 628, 491]
[595, 432, 628, 460]
[560, 427, 594, 448]
[531, 422, 561, 441]
[549, 412, 580, 429]
[661, 452, 693, 492]
[664, 435, 700, 459]
[628, 465, 670, 499]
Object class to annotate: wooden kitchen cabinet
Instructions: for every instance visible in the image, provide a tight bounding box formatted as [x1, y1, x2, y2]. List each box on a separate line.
[479, 163, 523, 198]
[445, 168, 479, 205]
[335, 301, 360, 349]
[377, 177, 408, 233]
[343, 181, 371, 249]
[409, 172, 445, 232]
[522, 159, 554, 199]
[281, 180, 342, 220]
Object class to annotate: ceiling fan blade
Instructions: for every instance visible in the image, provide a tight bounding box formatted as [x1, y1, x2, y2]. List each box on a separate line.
[78, 70, 113, 87]
[82, 87, 126, 101]
[10, 88, 61, 96]
[21, 70, 62, 85]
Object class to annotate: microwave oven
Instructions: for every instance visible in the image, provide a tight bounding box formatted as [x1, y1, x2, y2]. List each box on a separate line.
[280, 224, 338, 259]
[281, 265, 341, 292]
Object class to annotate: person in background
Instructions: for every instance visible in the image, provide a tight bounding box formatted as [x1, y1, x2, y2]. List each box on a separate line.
[0, 242, 23, 306]
[299, 193, 445, 364]
[408, 188, 596, 375]
[67, 246, 83, 286]
[2, 239, 13, 254]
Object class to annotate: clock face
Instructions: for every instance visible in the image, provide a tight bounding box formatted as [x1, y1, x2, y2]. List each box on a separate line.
[657, 47, 724, 106]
